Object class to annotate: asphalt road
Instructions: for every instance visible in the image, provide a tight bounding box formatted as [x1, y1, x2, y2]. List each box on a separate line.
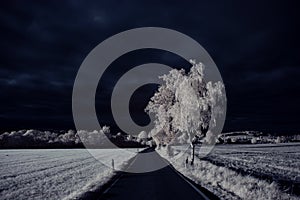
[99, 149, 216, 200]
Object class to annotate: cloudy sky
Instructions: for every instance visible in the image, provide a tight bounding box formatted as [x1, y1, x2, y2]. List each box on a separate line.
[0, 0, 299, 133]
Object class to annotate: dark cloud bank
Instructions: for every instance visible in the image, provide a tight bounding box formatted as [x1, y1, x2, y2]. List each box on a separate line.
[0, 0, 300, 134]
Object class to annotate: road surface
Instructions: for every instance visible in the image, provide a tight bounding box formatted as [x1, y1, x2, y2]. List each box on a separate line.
[97, 149, 217, 200]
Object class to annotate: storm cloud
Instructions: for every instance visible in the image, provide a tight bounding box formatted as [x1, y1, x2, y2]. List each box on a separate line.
[0, 0, 299, 133]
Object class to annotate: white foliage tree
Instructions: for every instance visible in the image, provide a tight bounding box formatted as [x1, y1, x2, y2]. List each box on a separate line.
[77, 126, 111, 148]
[145, 60, 225, 146]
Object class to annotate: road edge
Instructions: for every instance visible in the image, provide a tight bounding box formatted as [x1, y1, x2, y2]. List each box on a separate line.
[158, 153, 220, 200]
[78, 148, 148, 200]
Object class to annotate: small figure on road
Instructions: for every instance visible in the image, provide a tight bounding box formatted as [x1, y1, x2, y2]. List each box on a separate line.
[112, 159, 115, 170]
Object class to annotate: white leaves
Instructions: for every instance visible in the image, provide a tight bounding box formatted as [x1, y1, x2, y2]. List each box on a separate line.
[138, 131, 148, 139]
[77, 127, 111, 148]
[146, 61, 225, 145]
[0, 127, 111, 148]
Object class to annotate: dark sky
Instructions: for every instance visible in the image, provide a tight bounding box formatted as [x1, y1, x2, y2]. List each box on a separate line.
[0, 0, 299, 134]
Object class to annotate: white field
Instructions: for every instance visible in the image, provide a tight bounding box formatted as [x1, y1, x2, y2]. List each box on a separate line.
[0, 148, 140, 200]
[207, 143, 300, 184]
[158, 143, 300, 200]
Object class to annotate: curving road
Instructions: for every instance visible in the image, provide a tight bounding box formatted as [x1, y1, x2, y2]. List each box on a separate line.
[97, 149, 217, 200]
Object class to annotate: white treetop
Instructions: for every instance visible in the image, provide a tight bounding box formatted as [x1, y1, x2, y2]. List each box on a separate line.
[145, 60, 224, 146]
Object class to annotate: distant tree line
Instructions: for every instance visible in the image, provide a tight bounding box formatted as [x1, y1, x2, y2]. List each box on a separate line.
[0, 128, 147, 149]
[217, 131, 300, 144]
